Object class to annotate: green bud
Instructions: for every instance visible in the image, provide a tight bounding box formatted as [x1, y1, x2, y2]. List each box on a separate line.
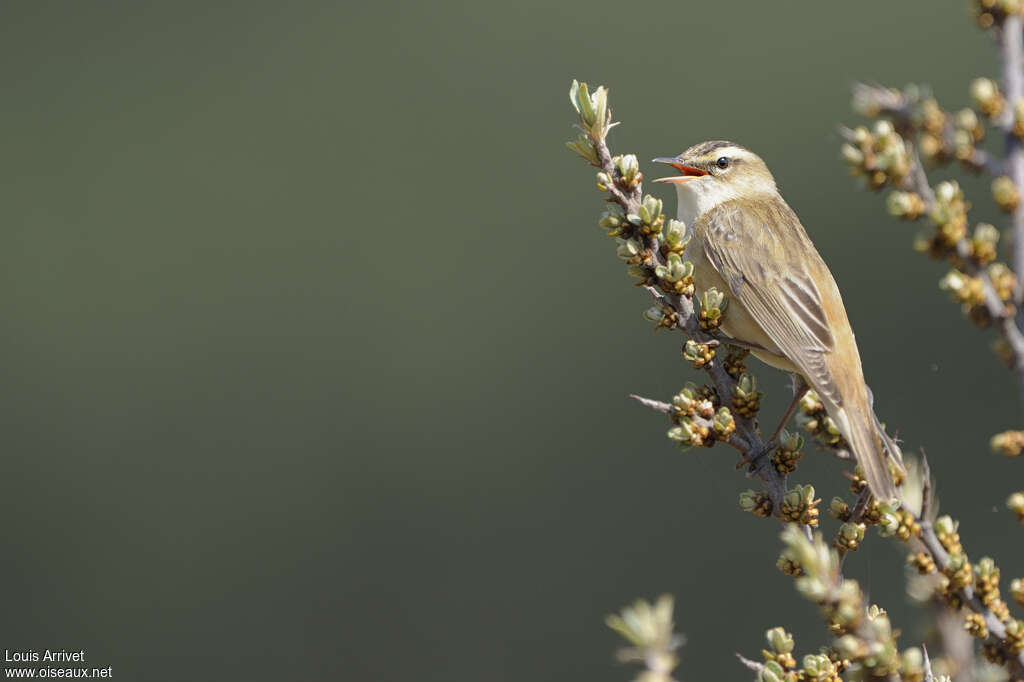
[599, 212, 622, 231]
[992, 175, 1020, 210]
[830, 497, 851, 520]
[672, 383, 699, 409]
[955, 107, 980, 132]
[736, 373, 758, 396]
[877, 511, 901, 537]
[765, 627, 794, 654]
[975, 556, 997, 578]
[615, 238, 641, 261]
[575, 81, 596, 125]
[838, 522, 865, 544]
[873, 119, 895, 139]
[663, 219, 690, 252]
[615, 154, 640, 183]
[841, 143, 864, 166]
[901, 648, 924, 677]
[640, 194, 662, 222]
[712, 407, 735, 436]
[758, 660, 784, 682]
[971, 77, 1003, 115]
[739, 490, 760, 512]
[974, 222, 999, 244]
[701, 287, 728, 312]
[655, 252, 694, 283]
[833, 634, 867, 660]
[934, 515, 957, 536]
[589, 86, 608, 137]
[934, 179, 961, 205]
[626, 265, 648, 279]
[780, 429, 803, 451]
[642, 306, 663, 323]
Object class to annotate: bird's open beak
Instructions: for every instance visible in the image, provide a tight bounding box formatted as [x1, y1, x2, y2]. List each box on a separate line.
[652, 157, 708, 184]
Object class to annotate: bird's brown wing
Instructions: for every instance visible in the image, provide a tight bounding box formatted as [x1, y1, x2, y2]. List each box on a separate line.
[696, 198, 842, 406]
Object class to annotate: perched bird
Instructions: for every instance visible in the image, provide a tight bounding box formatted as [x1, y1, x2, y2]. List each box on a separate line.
[654, 141, 903, 503]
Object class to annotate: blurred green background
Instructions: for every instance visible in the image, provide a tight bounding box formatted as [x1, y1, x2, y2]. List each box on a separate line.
[1, 1, 1021, 680]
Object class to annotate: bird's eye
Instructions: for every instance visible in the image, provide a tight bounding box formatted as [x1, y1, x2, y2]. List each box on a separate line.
[716, 156, 729, 169]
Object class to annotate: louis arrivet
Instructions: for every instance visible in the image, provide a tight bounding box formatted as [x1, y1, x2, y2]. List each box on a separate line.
[5, 650, 86, 662]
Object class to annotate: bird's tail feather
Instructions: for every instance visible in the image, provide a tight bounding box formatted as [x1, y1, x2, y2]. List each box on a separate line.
[833, 406, 900, 505]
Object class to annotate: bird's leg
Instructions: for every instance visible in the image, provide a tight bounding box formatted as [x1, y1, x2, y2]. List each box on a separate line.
[736, 377, 808, 472]
[767, 375, 809, 448]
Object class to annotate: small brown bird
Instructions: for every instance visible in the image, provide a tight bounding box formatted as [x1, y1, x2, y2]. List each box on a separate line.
[654, 141, 903, 502]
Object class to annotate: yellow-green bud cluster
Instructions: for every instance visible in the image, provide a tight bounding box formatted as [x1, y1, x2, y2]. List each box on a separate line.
[965, 612, 989, 639]
[682, 339, 715, 369]
[667, 384, 734, 450]
[599, 206, 628, 237]
[939, 269, 984, 306]
[972, 557, 1014, 624]
[761, 627, 797, 671]
[801, 652, 843, 682]
[971, 77, 1005, 118]
[992, 430, 1024, 456]
[772, 430, 805, 474]
[605, 595, 682, 682]
[642, 305, 678, 330]
[740, 489, 774, 518]
[840, 121, 911, 190]
[778, 527, 902, 679]
[992, 175, 1020, 212]
[780, 484, 820, 527]
[930, 180, 970, 247]
[698, 287, 728, 331]
[829, 497, 851, 521]
[1006, 491, 1024, 523]
[988, 262, 1018, 303]
[886, 191, 926, 220]
[875, 506, 920, 541]
[969, 223, 1000, 265]
[568, 80, 611, 145]
[666, 418, 709, 450]
[1005, 618, 1024, 654]
[755, 660, 794, 682]
[662, 218, 690, 254]
[1010, 577, 1024, 606]
[654, 252, 694, 296]
[732, 372, 764, 418]
[672, 383, 715, 420]
[907, 551, 936, 574]
[834, 522, 866, 552]
[935, 515, 963, 554]
[945, 552, 973, 591]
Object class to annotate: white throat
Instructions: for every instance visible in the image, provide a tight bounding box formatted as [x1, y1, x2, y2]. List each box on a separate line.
[674, 180, 727, 227]
[673, 176, 777, 227]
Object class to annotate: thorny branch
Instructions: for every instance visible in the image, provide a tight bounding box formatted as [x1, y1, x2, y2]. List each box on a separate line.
[998, 15, 1024, 305]
[915, 457, 1024, 679]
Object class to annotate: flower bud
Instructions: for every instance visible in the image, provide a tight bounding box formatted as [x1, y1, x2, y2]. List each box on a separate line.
[971, 77, 1005, 117]
[765, 627, 794, 654]
[992, 175, 1020, 212]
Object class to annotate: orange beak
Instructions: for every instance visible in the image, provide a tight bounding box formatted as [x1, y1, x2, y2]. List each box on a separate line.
[652, 157, 708, 184]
